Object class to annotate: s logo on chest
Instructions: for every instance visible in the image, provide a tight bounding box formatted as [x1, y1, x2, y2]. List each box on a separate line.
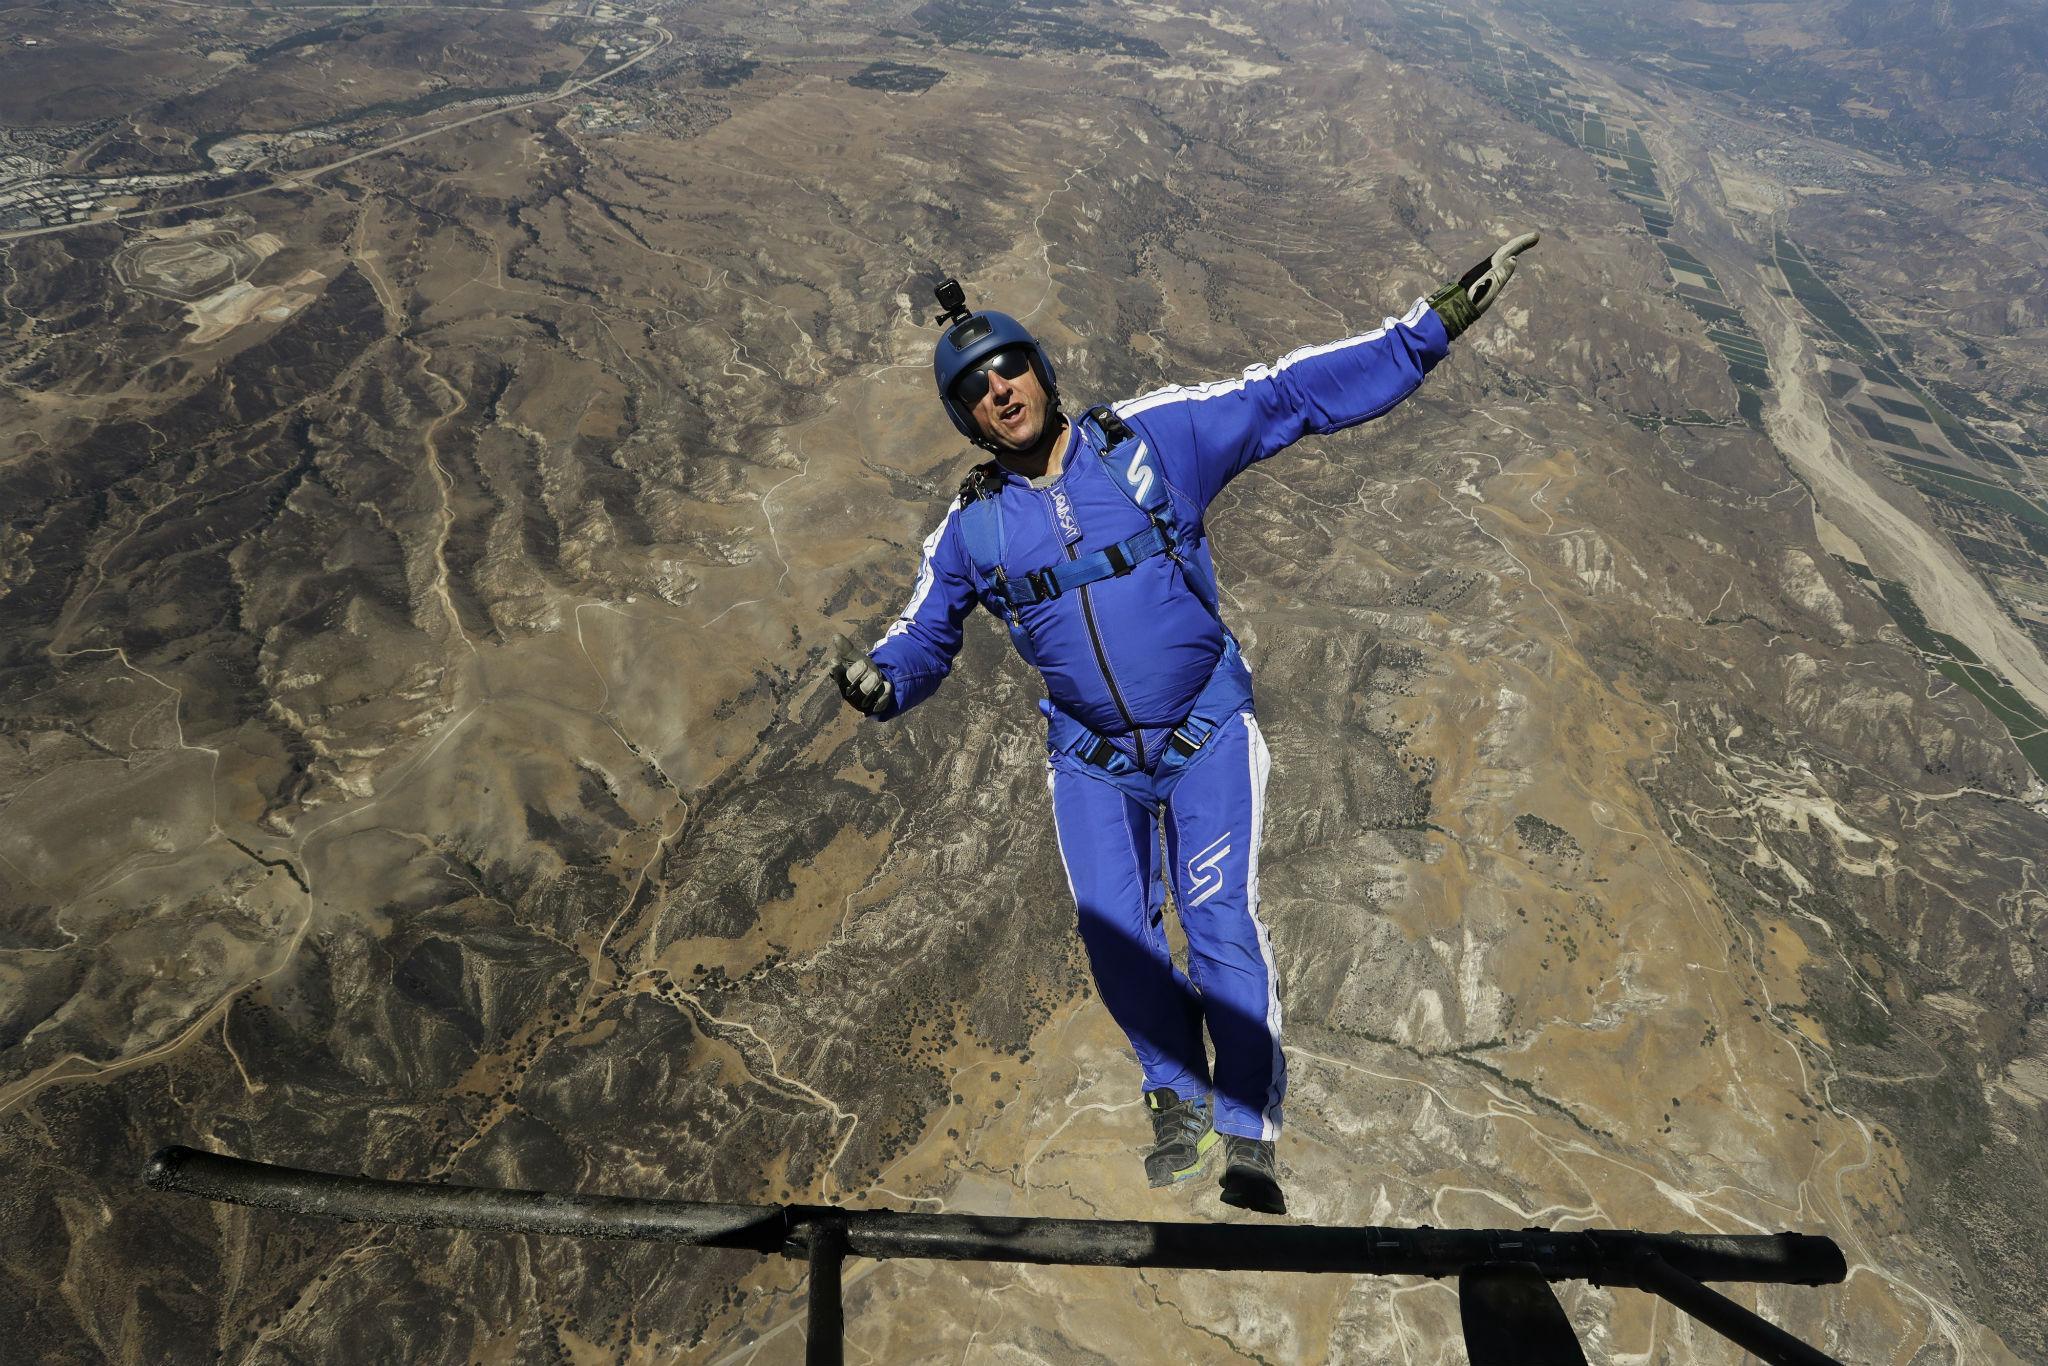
[1123, 440, 1155, 505]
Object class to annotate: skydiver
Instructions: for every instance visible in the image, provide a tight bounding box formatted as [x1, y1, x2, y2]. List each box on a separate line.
[831, 233, 1539, 1215]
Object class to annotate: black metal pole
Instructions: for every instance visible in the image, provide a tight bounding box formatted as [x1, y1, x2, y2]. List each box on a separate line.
[143, 1145, 793, 1250]
[805, 1220, 847, 1366]
[1632, 1253, 1845, 1366]
[144, 1147, 1845, 1289]
[144, 1145, 1851, 1366]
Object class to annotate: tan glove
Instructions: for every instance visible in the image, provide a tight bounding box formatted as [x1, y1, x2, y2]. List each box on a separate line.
[1428, 230, 1540, 340]
[829, 633, 893, 716]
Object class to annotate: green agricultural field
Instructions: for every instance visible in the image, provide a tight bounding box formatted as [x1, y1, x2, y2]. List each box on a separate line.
[1872, 394, 1930, 422]
[1873, 579, 2048, 779]
[1902, 465, 2048, 530]
[1936, 661, 2048, 744]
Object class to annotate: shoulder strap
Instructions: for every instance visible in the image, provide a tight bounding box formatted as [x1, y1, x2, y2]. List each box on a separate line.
[953, 460, 1012, 616]
[1085, 405, 1226, 623]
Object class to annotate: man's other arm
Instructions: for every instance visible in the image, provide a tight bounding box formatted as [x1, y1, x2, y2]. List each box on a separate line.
[1117, 298, 1450, 510]
[863, 497, 980, 720]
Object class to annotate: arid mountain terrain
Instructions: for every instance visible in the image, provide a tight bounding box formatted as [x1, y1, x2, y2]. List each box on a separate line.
[3, 0, 2045, 1362]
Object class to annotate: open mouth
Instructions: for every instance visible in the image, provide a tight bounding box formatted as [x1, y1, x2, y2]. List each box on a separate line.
[1000, 402, 1025, 425]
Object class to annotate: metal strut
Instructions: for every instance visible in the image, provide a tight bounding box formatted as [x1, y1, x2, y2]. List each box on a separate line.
[144, 1146, 1847, 1364]
[804, 1219, 847, 1366]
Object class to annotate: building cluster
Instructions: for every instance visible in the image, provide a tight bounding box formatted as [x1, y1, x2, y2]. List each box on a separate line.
[598, 26, 654, 65]
[1698, 113, 1891, 192]
[0, 125, 175, 233]
[574, 100, 647, 134]
[1, 170, 191, 232]
[204, 128, 342, 172]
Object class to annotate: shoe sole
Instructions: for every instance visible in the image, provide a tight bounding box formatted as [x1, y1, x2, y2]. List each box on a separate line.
[1145, 1127, 1219, 1187]
[1219, 1168, 1287, 1215]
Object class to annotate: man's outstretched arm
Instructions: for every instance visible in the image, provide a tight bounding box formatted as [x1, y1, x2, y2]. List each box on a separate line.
[1121, 231, 1539, 510]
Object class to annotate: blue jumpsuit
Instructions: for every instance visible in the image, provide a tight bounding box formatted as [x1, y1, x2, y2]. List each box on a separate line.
[870, 298, 1451, 1138]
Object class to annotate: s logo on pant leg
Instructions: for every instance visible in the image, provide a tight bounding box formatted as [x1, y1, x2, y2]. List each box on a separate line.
[1186, 832, 1233, 907]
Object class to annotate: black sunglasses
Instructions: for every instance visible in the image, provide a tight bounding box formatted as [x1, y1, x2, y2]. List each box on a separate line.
[953, 346, 1035, 407]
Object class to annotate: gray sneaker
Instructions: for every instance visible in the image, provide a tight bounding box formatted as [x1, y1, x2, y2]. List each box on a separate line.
[1218, 1134, 1286, 1214]
[1143, 1088, 1219, 1187]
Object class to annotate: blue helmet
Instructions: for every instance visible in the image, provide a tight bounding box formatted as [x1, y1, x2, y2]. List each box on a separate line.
[932, 305, 1058, 446]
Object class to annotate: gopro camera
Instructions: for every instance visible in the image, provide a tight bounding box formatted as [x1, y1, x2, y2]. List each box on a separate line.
[932, 277, 972, 327]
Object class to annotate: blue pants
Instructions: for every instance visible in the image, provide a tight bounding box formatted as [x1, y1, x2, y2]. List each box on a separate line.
[1046, 710, 1285, 1139]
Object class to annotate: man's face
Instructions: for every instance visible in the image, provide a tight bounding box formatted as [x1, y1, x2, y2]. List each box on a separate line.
[960, 347, 1051, 451]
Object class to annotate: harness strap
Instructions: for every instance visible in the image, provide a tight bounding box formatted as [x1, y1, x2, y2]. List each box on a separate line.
[955, 460, 1014, 623]
[1166, 713, 1217, 758]
[1085, 405, 1227, 629]
[996, 522, 1170, 607]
